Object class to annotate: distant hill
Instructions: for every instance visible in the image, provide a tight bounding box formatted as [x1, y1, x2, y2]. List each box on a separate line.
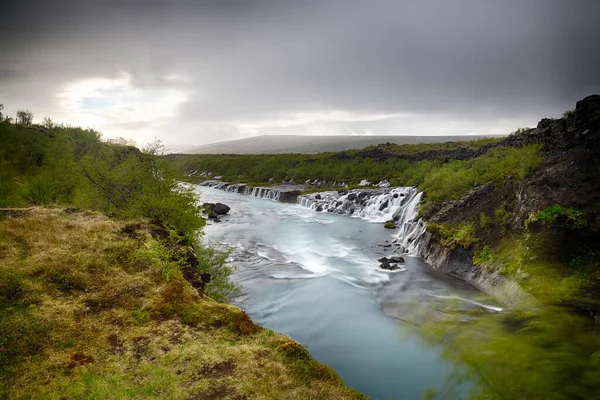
[184, 134, 503, 154]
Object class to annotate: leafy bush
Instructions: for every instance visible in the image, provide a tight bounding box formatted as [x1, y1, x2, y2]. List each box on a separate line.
[195, 244, 241, 303]
[78, 140, 205, 240]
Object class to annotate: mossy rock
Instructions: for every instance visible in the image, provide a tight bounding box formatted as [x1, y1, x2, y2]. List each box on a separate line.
[384, 220, 396, 229]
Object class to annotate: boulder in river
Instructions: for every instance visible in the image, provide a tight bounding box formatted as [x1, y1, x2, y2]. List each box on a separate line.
[379, 260, 400, 271]
[203, 202, 230, 218]
[214, 203, 230, 215]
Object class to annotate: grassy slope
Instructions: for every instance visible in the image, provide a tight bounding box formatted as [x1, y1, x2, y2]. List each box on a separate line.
[0, 208, 365, 400]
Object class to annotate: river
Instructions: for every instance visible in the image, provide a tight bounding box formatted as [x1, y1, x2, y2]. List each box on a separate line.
[195, 185, 499, 400]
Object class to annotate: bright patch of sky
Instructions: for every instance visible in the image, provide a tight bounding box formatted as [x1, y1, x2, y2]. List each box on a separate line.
[56, 72, 190, 143]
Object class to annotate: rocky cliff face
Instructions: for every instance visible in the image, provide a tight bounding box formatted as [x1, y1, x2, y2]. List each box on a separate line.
[418, 95, 600, 308]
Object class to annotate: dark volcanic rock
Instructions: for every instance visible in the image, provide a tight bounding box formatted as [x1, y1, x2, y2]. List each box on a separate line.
[214, 203, 230, 215]
[379, 200, 389, 211]
[203, 202, 230, 218]
[278, 190, 302, 203]
[379, 260, 400, 271]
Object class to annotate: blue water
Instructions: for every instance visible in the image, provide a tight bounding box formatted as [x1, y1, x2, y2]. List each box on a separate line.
[196, 186, 494, 399]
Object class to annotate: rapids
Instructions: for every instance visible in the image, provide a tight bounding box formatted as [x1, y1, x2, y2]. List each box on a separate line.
[195, 185, 498, 399]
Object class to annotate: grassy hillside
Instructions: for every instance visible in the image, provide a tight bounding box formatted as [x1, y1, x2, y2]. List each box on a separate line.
[0, 208, 365, 399]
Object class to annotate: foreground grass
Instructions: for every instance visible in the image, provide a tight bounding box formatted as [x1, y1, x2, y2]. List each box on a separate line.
[0, 208, 366, 400]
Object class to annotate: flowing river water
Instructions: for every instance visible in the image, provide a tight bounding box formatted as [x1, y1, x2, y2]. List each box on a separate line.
[195, 185, 500, 400]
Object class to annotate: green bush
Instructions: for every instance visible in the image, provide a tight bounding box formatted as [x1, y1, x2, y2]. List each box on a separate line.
[479, 212, 493, 229]
[195, 244, 241, 303]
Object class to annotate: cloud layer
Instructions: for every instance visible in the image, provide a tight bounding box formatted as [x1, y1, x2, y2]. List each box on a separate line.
[1, 0, 599, 146]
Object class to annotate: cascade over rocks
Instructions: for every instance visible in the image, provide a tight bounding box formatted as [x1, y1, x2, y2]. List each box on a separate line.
[200, 181, 303, 203]
[200, 180, 428, 256]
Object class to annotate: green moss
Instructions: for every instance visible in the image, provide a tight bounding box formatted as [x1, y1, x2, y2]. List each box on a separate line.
[428, 222, 478, 250]
[473, 245, 493, 266]
[384, 220, 396, 229]
[527, 204, 589, 228]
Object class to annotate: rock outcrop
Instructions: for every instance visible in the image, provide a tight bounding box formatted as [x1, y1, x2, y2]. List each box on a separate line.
[416, 94, 600, 308]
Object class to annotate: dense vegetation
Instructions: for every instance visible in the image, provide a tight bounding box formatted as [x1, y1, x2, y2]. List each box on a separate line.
[0, 120, 247, 300]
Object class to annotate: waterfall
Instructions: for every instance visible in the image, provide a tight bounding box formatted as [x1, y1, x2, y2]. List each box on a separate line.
[296, 187, 428, 256]
[200, 180, 428, 255]
[200, 181, 286, 201]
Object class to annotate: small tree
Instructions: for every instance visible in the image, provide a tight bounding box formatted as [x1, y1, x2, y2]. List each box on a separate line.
[16, 109, 34, 125]
[42, 117, 54, 129]
[0, 104, 4, 121]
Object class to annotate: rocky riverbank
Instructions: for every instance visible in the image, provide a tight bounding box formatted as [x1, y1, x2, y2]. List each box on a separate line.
[415, 95, 600, 313]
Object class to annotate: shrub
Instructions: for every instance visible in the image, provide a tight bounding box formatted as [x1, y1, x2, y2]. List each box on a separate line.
[479, 212, 493, 229]
[195, 244, 240, 303]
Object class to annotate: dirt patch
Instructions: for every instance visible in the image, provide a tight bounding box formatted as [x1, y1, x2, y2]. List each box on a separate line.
[254, 350, 270, 368]
[197, 359, 236, 379]
[132, 336, 151, 360]
[211, 319, 226, 329]
[107, 333, 124, 354]
[120, 223, 143, 239]
[67, 353, 94, 369]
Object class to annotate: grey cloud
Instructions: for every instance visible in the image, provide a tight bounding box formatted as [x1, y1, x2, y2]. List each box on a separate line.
[1, 0, 599, 144]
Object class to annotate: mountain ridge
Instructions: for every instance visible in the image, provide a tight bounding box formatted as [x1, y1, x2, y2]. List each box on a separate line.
[184, 134, 503, 154]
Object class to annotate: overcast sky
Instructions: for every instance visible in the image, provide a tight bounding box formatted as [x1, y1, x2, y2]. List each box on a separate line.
[1, 0, 599, 147]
